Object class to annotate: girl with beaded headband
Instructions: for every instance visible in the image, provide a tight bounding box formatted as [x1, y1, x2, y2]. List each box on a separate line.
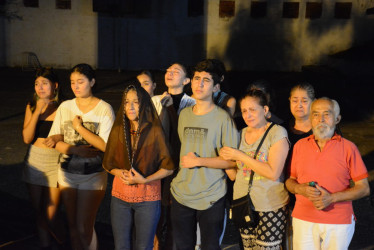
[103, 82, 174, 250]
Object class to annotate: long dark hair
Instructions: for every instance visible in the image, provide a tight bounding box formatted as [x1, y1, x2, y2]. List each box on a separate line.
[30, 68, 60, 113]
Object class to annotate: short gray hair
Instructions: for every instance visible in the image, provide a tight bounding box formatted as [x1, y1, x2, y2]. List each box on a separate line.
[311, 97, 340, 119]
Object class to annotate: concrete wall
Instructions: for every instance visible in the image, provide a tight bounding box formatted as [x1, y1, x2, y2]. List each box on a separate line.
[5, 0, 373, 71]
[4, 0, 206, 70]
[206, 0, 374, 71]
[6, 0, 98, 68]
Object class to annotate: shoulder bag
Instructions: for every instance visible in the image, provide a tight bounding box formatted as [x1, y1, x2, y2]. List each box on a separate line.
[229, 122, 275, 228]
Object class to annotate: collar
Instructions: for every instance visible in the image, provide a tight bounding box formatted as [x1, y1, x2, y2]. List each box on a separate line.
[306, 133, 342, 142]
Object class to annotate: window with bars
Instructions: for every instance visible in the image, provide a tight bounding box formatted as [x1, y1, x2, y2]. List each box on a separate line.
[283, 2, 299, 19]
[219, 0, 235, 18]
[335, 2, 352, 19]
[56, 0, 71, 10]
[23, 0, 38, 8]
[305, 2, 322, 19]
[251, 1, 267, 18]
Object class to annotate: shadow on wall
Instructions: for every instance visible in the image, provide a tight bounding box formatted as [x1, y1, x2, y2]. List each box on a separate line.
[96, 0, 205, 70]
[218, 3, 374, 122]
[223, 2, 373, 72]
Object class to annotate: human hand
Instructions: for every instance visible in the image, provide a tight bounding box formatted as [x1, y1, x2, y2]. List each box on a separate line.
[160, 92, 173, 107]
[122, 168, 147, 185]
[181, 152, 200, 168]
[72, 116, 83, 131]
[35, 99, 49, 114]
[43, 134, 63, 148]
[73, 145, 100, 158]
[113, 169, 129, 183]
[310, 184, 334, 210]
[219, 146, 240, 161]
[295, 183, 321, 199]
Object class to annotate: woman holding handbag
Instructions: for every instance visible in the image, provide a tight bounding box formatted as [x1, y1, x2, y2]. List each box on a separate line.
[220, 89, 290, 250]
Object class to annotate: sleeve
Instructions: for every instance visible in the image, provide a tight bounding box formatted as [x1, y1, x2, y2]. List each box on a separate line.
[48, 105, 63, 137]
[347, 141, 369, 181]
[98, 103, 115, 143]
[151, 95, 163, 115]
[270, 125, 289, 147]
[221, 114, 239, 149]
[177, 109, 187, 143]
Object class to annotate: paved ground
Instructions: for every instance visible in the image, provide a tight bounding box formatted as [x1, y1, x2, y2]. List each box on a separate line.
[0, 67, 373, 249]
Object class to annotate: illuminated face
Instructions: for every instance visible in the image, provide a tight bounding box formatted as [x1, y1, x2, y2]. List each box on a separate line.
[311, 99, 336, 139]
[35, 76, 56, 100]
[240, 96, 268, 128]
[70, 72, 94, 98]
[137, 73, 156, 97]
[191, 71, 216, 102]
[124, 89, 139, 121]
[164, 64, 188, 89]
[290, 89, 312, 120]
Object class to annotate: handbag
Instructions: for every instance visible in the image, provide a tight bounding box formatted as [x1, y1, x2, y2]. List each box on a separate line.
[230, 122, 275, 228]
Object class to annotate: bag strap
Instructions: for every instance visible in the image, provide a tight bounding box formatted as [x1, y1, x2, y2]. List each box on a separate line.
[247, 122, 275, 192]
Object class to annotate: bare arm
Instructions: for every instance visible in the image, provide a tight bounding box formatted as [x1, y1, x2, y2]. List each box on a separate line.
[226, 97, 236, 117]
[23, 102, 47, 144]
[219, 138, 289, 181]
[225, 167, 238, 181]
[181, 152, 236, 169]
[311, 179, 370, 210]
[285, 177, 321, 198]
[43, 134, 64, 148]
[55, 141, 100, 158]
[286, 177, 370, 210]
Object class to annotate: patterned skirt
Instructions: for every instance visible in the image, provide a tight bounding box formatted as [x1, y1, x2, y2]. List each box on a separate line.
[23, 145, 60, 188]
[240, 206, 288, 250]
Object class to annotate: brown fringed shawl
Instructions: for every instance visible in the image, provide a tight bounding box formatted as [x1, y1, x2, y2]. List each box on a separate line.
[103, 83, 174, 177]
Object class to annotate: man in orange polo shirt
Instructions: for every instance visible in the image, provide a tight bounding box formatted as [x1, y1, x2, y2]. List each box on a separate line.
[286, 97, 370, 249]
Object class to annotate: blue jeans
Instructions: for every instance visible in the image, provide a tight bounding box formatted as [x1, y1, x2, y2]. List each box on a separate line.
[111, 196, 161, 250]
[171, 195, 225, 250]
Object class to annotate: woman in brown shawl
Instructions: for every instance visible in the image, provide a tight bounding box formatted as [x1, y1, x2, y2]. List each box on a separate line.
[103, 82, 174, 250]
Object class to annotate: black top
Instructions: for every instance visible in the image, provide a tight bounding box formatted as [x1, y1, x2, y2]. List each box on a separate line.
[287, 127, 313, 147]
[170, 93, 184, 112]
[32, 120, 53, 144]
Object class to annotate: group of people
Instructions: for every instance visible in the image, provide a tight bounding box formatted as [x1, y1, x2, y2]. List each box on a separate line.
[22, 59, 370, 250]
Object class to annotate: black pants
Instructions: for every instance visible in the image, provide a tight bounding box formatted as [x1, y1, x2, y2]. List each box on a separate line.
[170, 195, 225, 250]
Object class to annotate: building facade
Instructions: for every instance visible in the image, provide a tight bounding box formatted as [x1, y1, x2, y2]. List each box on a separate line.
[1, 0, 374, 71]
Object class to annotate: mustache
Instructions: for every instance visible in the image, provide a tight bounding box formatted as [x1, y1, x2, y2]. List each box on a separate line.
[316, 123, 329, 130]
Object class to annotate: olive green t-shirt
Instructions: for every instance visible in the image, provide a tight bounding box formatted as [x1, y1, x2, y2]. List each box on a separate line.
[171, 106, 239, 210]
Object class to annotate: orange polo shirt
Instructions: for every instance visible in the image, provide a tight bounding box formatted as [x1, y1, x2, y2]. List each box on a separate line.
[290, 134, 368, 224]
